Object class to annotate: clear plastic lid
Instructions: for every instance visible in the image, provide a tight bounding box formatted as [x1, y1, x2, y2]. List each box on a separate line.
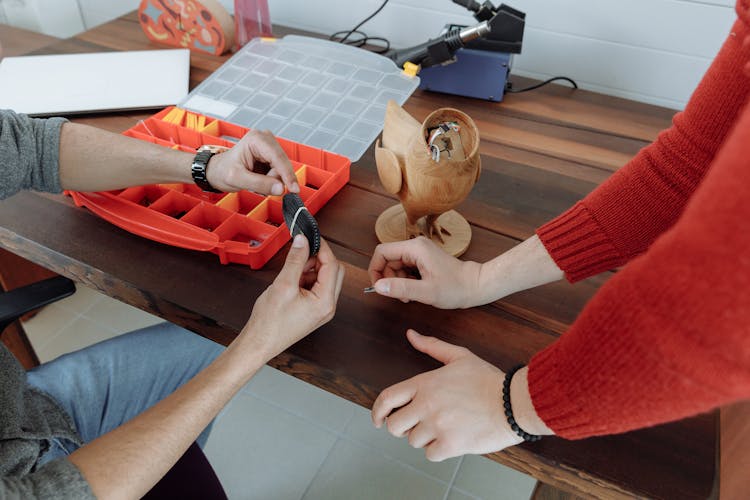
[180, 35, 420, 161]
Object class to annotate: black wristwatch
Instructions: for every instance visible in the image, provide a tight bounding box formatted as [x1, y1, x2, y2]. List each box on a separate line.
[191, 149, 221, 193]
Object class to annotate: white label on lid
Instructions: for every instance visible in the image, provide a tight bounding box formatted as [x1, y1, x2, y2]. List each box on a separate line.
[182, 95, 238, 119]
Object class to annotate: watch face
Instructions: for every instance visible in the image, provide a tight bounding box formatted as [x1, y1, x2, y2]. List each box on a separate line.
[138, 0, 232, 55]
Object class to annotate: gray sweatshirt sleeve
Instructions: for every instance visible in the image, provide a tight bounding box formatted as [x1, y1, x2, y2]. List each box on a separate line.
[0, 110, 67, 201]
[0, 458, 94, 500]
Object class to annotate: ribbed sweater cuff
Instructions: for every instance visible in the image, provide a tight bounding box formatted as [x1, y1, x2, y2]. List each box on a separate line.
[536, 202, 625, 283]
[527, 345, 593, 439]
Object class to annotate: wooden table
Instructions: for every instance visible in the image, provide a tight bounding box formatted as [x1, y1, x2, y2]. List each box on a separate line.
[0, 13, 719, 499]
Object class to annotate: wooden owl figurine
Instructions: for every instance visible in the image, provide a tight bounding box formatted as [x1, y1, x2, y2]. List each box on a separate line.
[374, 101, 481, 257]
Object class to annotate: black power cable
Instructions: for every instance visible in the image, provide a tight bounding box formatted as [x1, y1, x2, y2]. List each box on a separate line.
[329, 0, 391, 54]
[506, 76, 578, 93]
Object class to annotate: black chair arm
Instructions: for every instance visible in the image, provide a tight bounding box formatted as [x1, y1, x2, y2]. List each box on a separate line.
[0, 276, 76, 333]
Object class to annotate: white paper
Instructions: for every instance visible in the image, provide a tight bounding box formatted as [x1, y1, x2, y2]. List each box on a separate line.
[0, 49, 190, 116]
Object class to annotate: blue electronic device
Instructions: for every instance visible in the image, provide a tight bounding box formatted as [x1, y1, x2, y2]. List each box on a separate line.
[418, 48, 512, 102]
[386, 3, 524, 103]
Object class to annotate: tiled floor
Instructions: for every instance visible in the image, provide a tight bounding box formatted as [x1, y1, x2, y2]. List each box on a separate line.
[22, 283, 537, 500]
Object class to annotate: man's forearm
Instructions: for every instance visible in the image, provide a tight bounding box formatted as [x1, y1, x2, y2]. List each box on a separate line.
[67, 330, 266, 500]
[58, 122, 194, 192]
[475, 234, 564, 305]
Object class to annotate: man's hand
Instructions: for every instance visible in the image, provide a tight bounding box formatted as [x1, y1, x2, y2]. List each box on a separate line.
[371, 330, 527, 462]
[240, 235, 345, 360]
[67, 234, 343, 499]
[368, 237, 483, 309]
[207, 129, 300, 195]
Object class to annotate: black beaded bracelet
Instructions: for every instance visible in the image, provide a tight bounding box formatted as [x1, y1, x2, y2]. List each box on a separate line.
[502, 365, 542, 442]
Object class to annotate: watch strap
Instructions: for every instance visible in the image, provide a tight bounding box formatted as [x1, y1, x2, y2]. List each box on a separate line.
[191, 149, 221, 193]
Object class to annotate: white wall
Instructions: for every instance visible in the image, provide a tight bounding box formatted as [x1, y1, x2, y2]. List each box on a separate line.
[1, 0, 738, 109]
[0, 0, 85, 38]
[74, 0, 138, 30]
[0, 0, 139, 36]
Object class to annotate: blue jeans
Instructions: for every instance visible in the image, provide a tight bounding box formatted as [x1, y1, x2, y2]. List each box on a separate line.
[26, 322, 224, 466]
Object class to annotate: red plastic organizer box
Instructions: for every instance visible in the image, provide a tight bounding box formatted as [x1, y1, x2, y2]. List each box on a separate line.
[68, 107, 351, 269]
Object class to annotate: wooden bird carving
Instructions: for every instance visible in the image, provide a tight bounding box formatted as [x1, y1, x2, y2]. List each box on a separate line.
[375, 100, 481, 243]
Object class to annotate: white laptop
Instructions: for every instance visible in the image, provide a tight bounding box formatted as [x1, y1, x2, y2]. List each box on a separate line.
[0, 49, 190, 116]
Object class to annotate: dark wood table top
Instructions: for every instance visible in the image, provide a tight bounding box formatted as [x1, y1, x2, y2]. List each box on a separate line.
[0, 14, 716, 499]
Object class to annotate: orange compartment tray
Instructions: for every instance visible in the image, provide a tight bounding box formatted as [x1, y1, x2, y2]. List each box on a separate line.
[68, 107, 350, 269]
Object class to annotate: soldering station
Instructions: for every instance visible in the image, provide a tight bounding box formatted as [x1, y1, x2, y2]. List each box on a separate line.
[331, 0, 577, 103]
[388, 1, 526, 102]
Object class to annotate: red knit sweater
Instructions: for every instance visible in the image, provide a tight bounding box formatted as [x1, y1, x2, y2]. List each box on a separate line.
[529, 4, 750, 439]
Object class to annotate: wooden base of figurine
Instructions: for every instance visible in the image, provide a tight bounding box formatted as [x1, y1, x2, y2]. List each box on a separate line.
[375, 204, 472, 257]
